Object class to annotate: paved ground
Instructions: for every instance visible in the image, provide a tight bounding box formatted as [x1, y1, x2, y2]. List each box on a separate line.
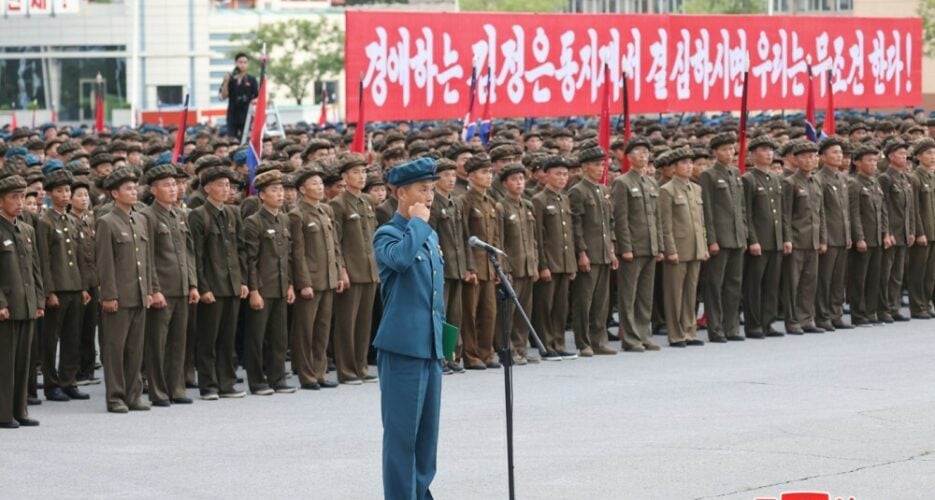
[3, 312, 935, 500]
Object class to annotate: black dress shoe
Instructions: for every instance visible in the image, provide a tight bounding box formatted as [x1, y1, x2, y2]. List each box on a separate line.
[0, 421, 20, 429]
[151, 400, 171, 407]
[301, 383, 321, 390]
[485, 361, 502, 369]
[15, 418, 38, 427]
[669, 341, 686, 348]
[802, 326, 826, 334]
[785, 328, 804, 335]
[892, 313, 910, 322]
[765, 330, 785, 337]
[832, 321, 855, 329]
[63, 386, 90, 400]
[686, 339, 705, 346]
[726, 335, 745, 341]
[170, 397, 193, 404]
[911, 313, 931, 320]
[607, 332, 621, 341]
[46, 388, 71, 402]
[708, 335, 727, 343]
[319, 380, 338, 389]
[852, 319, 871, 327]
[746, 332, 766, 339]
[816, 322, 835, 331]
[27, 397, 41, 406]
[185, 382, 198, 389]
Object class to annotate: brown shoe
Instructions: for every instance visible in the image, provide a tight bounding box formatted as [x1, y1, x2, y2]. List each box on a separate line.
[643, 343, 661, 351]
[579, 346, 594, 357]
[622, 344, 646, 352]
[593, 345, 617, 355]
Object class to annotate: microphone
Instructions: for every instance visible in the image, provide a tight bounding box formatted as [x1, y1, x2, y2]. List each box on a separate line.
[469, 236, 507, 256]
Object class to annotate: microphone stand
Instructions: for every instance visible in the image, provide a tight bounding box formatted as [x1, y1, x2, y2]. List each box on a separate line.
[484, 249, 546, 500]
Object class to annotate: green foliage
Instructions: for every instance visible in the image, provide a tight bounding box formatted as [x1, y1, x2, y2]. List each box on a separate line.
[231, 18, 345, 105]
[920, 0, 935, 57]
[683, 0, 764, 14]
[460, 0, 565, 13]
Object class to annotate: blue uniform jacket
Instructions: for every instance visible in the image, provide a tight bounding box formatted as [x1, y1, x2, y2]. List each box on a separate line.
[373, 213, 445, 360]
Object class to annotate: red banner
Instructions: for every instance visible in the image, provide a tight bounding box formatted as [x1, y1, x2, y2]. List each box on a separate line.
[345, 11, 922, 122]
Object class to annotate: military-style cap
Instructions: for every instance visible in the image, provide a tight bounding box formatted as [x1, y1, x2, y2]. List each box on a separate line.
[57, 141, 80, 156]
[912, 138, 935, 157]
[43, 169, 74, 191]
[848, 122, 869, 134]
[385, 157, 438, 187]
[464, 153, 492, 173]
[906, 124, 925, 135]
[624, 136, 652, 154]
[709, 132, 738, 150]
[656, 147, 693, 168]
[499, 163, 526, 181]
[851, 144, 880, 161]
[109, 140, 129, 154]
[194, 154, 224, 174]
[146, 164, 178, 184]
[364, 172, 386, 191]
[90, 153, 114, 168]
[818, 136, 845, 155]
[551, 128, 573, 139]
[42, 159, 65, 175]
[382, 146, 407, 162]
[522, 131, 542, 142]
[691, 148, 712, 160]
[0, 174, 27, 195]
[200, 166, 237, 186]
[883, 140, 909, 156]
[791, 141, 819, 155]
[4, 147, 27, 159]
[293, 167, 325, 189]
[338, 153, 368, 173]
[8, 128, 30, 143]
[71, 177, 92, 193]
[65, 160, 90, 176]
[408, 141, 431, 157]
[577, 146, 606, 164]
[303, 138, 333, 157]
[445, 144, 474, 160]
[253, 169, 283, 191]
[102, 167, 139, 191]
[747, 135, 778, 151]
[489, 143, 523, 162]
[542, 155, 574, 172]
[435, 158, 457, 173]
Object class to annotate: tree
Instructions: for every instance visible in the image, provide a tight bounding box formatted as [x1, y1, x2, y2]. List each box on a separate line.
[920, 0, 935, 56]
[460, 0, 565, 13]
[683, 0, 764, 14]
[231, 18, 344, 105]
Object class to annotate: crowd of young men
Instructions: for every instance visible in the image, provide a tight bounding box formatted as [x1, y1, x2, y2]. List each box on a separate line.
[1, 111, 934, 427]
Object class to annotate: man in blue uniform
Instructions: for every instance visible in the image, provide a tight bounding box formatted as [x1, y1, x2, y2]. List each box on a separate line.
[372, 157, 445, 500]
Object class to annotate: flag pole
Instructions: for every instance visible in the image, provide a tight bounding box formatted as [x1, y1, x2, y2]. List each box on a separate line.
[737, 70, 749, 174]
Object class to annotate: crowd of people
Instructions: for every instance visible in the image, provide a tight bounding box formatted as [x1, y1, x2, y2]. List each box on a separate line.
[1, 109, 934, 428]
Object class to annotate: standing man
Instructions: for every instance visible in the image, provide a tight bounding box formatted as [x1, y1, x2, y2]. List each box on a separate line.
[330, 153, 380, 385]
[781, 142, 827, 334]
[496, 163, 539, 364]
[878, 141, 915, 322]
[612, 136, 663, 352]
[815, 138, 853, 331]
[71, 178, 102, 386]
[372, 157, 445, 500]
[847, 145, 892, 325]
[140, 165, 199, 407]
[219, 52, 259, 140]
[908, 138, 935, 318]
[96, 168, 154, 413]
[0, 174, 44, 428]
[698, 133, 747, 343]
[658, 149, 708, 347]
[243, 170, 296, 395]
[532, 156, 578, 360]
[36, 168, 91, 401]
[742, 136, 785, 338]
[189, 166, 249, 400]
[290, 168, 344, 390]
[568, 146, 618, 356]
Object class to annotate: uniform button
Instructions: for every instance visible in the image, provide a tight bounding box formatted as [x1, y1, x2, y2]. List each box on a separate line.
[66, 238, 71, 243]
[68, 262, 73, 267]
[138, 277, 142, 281]
[137, 261, 142, 266]
[67, 250, 72, 255]
[63, 228, 69, 232]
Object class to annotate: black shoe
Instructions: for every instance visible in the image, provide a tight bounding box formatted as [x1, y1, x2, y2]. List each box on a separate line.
[832, 321, 855, 329]
[879, 314, 894, 324]
[0, 421, 20, 429]
[185, 382, 198, 389]
[785, 328, 804, 335]
[447, 362, 464, 373]
[802, 326, 826, 334]
[911, 312, 931, 319]
[441, 364, 452, 375]
[108, 404, 129, 414]
[816, 321, 835, 331]
[15, 418, 39, 427]
[655, 327, 669, 336]
[541, 351, 563, 361]
[273, 384, 297, 394]
[27, 397, 41, 406]
[892, 313, 910, 322]
[170, 397, 193, 404]
[319, 380, 338, 389]
[559, 351, 579, 360]
[485, 361, 502, 369]
[708, 335, 727, 343]
[62, 386, 90, 400]
[726, 335, 746, 341]
[152, 400, 171, 408]
[852, 319, 872, 327]
[669, 341, 686, 348]
[766, 328, 785, 337]
[607, 332, 620, 341]
[301, 383, 321, 390]
[686, 339, 705, 346]
[46, 388, 71, 402]
[236, 377, 244, 384]
[608, 318, 620, 327]
[746, 331, 766, 339]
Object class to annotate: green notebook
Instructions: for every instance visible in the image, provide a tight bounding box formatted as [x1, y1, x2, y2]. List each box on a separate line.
[442, 322, 458, 361]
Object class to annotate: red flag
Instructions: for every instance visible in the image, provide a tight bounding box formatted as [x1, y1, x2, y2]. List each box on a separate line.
[94, 73, 105, 133]
[597, 64, 611, 186]
[350, 77, 366, 153]
[317, 82, 328, 127]
[10, 111, 16, 129]
[247, 57, 268, 195]
[804, 64, 818, 142]
[736, 71, 749, 174]
[171, 94, 190, 164]
[620, 70, 632, 173]
[824, 70, 836, 137]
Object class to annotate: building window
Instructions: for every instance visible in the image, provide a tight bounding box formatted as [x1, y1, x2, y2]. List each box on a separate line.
[314, 81, 338, 105]
[156, 86, 184, 107]
[836, 0, 851, 10]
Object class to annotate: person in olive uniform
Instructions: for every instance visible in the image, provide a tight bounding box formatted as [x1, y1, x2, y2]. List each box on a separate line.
[698, 133, 747, 343]
[243, 169, 296, 395]
[290, 168, 345, 390]
[908, 139, 935, 318]
[0, 175, 44, 428]
[814, 137, 853, 331]
[568, 146, 618, 355]
[781, 141, 827, 335]
[878, 141, 915, 322]
[330, 153, 380, 384]
[95, 168, 154, 413]
[532, 155, 578, 360]
[428, 158, 473, 372]
[36, 168, 91, 401]
[189, 166, 249, 400]
[140, 165, 200, 406]
[459, 154, 502, 369]
[496, 163, 540, 364]
[70, 178, 102, 386]
[612, 137, 663, 352]
[847, 145, 892, 325]
[658, 148, 709, 347]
